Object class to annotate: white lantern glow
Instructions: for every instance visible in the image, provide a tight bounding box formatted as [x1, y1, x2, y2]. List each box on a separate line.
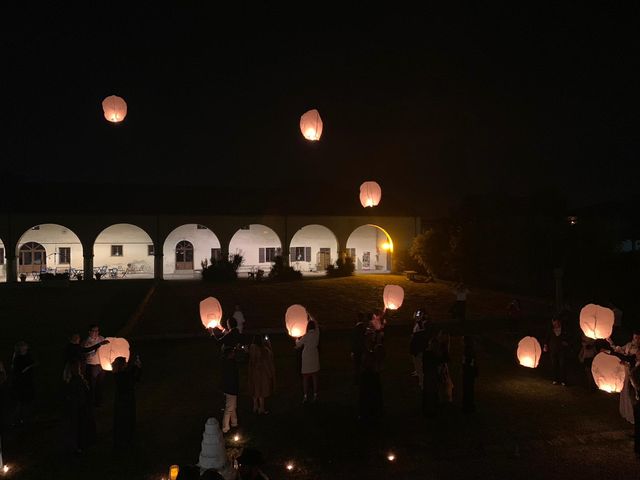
[579, 304, 615, 340]
[359, 181, 382, 208]
[591, 352, 626, 393]
[285, 304, 308, 337]
[97, 337, 130, 371]
[516, 336, 541, 368]
[383, 285, 404, 310]
[200, 297, 223, 329]
[102, 95, 127, 123]
[299, 109, 323, 141]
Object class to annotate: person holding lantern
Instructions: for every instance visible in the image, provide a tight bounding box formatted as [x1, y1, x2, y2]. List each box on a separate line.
[10, 341, 36, 425]
[350, 313, 368, 385]
[543, 317, 570, 386]
[248, 335, 275, 415]
[410, 308, 429, 389]
[214, 317, 242, 433]
[607, 331, 640, 424]
[295, 319, 320, 403]
[82, 324, 106, 407]
[112, 354, 142, 449]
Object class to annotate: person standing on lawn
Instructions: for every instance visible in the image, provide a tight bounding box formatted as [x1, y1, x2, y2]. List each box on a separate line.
[543, 317, 570, 386]
[82, 324, 106, 407]
[295, 319, 320, 403]
[214, 317, 242, 433]
[248, 335, 275, 415]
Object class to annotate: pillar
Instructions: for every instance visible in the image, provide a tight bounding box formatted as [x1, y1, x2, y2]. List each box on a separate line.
[6, 255, 17, 283]
[83, 253, 94, 281]
[154, 252, 164, 280]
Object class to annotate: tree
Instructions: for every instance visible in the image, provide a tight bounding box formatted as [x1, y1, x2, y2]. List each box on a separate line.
[409, 228, 451, 278]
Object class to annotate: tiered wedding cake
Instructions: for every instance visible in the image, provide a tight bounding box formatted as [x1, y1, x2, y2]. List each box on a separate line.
[197, 418, 236, 479]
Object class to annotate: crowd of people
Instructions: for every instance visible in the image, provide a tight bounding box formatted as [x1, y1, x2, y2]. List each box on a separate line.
[0, 324, 142, 457]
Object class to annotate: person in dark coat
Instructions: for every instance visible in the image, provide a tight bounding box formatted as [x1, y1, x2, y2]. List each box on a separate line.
[112, 355, 142, 449]
[214, 318, 241, 433]
[462, 336, 478, 413]
[422, 336, 440, 417]
[350, 313, 367, 385]
[358, 328, 384, 422]
[543, 318, 570, 386]
[11, 341, 36, 425]
[62, 359, 95, 453]
[628, 349, 640, 458]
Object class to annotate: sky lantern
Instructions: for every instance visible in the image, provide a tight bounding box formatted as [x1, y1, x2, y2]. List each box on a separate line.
[200, 296, 223, 329]
[285, 304, 308, 337]
[591, 352, 626, 393]
[359, 181, 382, 208]
[97, 337, 130, 371]
[102, 95, 127, 123]
[579, 304, 615, 340]
[516, 336, 541, 368]
[383, 285, 404, 310]
[300, 109, 323, 141]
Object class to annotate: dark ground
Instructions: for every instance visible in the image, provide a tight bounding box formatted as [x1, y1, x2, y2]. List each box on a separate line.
[0, 277, 636, 479]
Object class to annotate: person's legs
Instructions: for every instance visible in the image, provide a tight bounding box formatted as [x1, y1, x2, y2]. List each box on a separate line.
[312, 373, 319, 400]
[634, 402, 640, 455]
[551, 352, 559, 383]
[558, 352, 567, 384]
[414, 353, 424, 389]
[258, 397, 265, 414]
[252, 397, 259, 413]
[222, 393, 237, 432]
[302, 374, 310, 401]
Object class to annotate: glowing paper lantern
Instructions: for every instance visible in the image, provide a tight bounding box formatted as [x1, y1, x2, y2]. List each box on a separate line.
[300, 109, 323, 141]
[359, 181, 382, 208]
[200, 297, 223, 329]
[591, 352, 626, 393]
[97, 337, 130, 371]
[579, 304, 615, 340]
[102, 95, 127, 123]
[383, 285, 404, 310]
[516, 336, 541, 368]
[285, 304, 308, 337]
[169, 465, 180, 480]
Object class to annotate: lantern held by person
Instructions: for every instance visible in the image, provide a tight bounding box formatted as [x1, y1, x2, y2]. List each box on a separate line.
[102, 95, 127, 123]
[359, 181, 382, 208]
[517, 336, 541, 368]
[591, 352, 626, 393]
[383, 285, 404, 310]
[285, 304, 308, 337]
[169, 465, 180, 480]
[579, 304, 615, 340]
[299, 109, 323, 141]
[200, 297, 223, 329]
[97, 337, 130, 371]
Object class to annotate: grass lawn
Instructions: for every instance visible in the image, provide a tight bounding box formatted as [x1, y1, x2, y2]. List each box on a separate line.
[0, 276, 636, 479]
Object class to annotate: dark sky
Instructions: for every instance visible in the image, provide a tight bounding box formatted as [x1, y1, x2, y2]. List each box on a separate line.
[3, 4, 639, 216]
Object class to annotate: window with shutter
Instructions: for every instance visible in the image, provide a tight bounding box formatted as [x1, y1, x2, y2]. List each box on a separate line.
[259, 248, 265, 263]
[305, 247, 312, 262]
[290, 248, 296, 263]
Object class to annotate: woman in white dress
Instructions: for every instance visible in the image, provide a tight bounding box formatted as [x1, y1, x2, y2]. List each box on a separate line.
[609, 331, 640, 424]
[295, 319, 320, 403]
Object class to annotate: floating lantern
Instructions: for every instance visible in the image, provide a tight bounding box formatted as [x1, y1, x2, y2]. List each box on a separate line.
[102, 95, 127, 123]
[387, 453, 396, 462]
[285, 304, 308, 337]
[516, 336, 541, 368]
[97, 337, 130, 371]
[233, 434, 240, 442]
[383, 285, 404, 310]
[580, 304, 615, 340]
[359, 181, 382, 208]
[299, 109, 323, 141]
[591, 352, 626, 393]
[286, 463, 295, 471]
[169, 465, 180, 480]
[200, 297, 223, 329]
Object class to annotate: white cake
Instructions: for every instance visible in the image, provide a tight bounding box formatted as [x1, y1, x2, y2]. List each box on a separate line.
[197, 418, 237, 479]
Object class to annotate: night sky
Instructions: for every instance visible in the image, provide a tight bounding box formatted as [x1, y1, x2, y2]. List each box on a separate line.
[4, 5, 639, 216]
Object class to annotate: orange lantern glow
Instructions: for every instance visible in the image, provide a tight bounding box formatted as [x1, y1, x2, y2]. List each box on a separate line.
[383, 285, 404, 310]
[285, 304, 308, 337]
[97, 337, 130, 371]
[200, 297, 223, 329]
[169, 465, 180, 480]
[591, 352, 626, 393]
[300, 109, 323, 141]
[359, 181, 382, 208]
[579, 304, 615, 340]
[516, 336, 541, 368]
[102, 95, 127, 123]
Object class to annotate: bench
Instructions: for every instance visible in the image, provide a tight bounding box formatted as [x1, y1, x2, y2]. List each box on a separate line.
[404, 270, 418, 281]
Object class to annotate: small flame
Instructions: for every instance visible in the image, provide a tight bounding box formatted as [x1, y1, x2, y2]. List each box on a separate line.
[387, 453, 396, 461]
[291, 328, 301, 337]
[286, 462, 294, 471]
[233, 434, 240, 442]
[2, 465, 9, 473]
[304, 128, 318, 140]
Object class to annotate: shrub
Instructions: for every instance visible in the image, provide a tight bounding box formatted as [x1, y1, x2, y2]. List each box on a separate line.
[268, 256, 302, 281]
[326, 255, 355, 277]
[202, 254, 242, 282]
